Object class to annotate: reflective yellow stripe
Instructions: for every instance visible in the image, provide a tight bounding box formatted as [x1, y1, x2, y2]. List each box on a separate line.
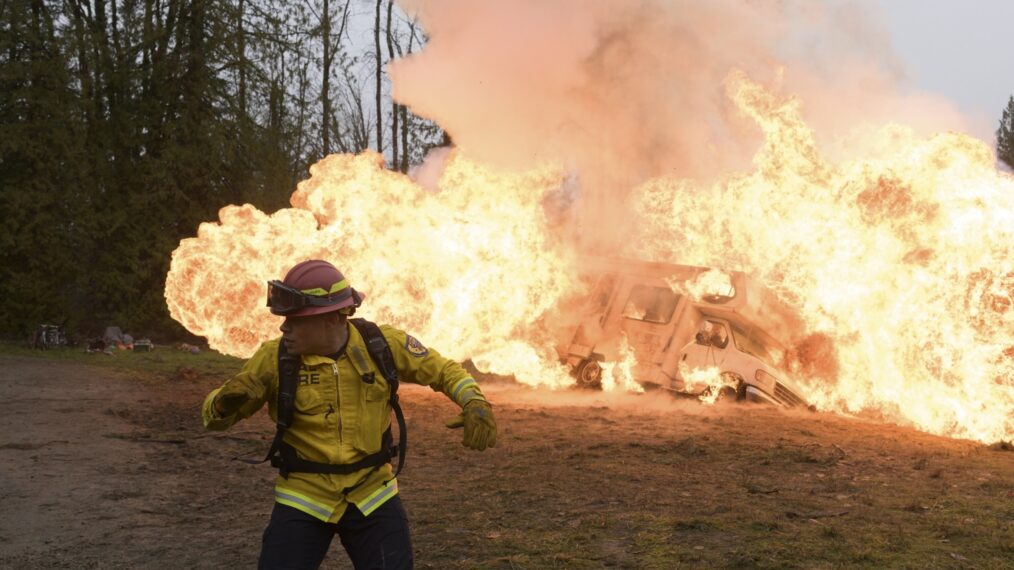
[300, 279, 349, 296]
[450, 378, 477, 403]
[275, 487, 334, 522]
[355, 479, 399, 517]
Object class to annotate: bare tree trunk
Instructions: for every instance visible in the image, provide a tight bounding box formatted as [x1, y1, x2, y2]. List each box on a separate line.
[140, 0, 154, 96]
[321, 0, 352, 158]
[92, 0, 110, 119]
[320, 0, 331, 155]
[385, 0, 398, 170]
[237, 0, 246, 120]
[294, 59, 311, 178]
[109, 0, 121, 66]
[153, 0, 179, 133]
[399, 18, 417, 172]
[184, 0, 206, 110]
[68, 0, 94, 122]
[373, 0, 382, 159]
[28, 0, 45, 100]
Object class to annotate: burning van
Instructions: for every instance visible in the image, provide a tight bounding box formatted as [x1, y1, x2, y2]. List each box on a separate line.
[556, 257, 809, 407]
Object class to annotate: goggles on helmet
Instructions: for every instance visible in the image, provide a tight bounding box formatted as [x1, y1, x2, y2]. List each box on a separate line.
[266, 280, 356, 316]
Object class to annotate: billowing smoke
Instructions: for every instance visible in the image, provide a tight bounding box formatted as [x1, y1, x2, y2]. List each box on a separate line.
[391, 0, 968, 253]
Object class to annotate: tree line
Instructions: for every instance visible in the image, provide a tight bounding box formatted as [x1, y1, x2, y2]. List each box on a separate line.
[0, 0, 442, 341]
[998, 96, 1014, 171]
[3, 0, 1013, 344]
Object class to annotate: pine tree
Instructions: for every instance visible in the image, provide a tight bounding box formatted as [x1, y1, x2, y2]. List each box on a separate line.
[0, 0, 440, 340]
[0, 0, 91, 335]
[998, 96, 1014, 170]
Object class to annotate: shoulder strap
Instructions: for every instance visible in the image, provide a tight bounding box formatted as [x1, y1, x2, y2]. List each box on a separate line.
[349, 318, 399, 388]
[243, 340, 301, 477]
[350, 318, 406, 479]
[276, 341, 301, 429]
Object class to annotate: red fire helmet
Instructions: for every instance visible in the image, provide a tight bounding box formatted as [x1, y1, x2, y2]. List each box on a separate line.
[268, 260, 362, 317]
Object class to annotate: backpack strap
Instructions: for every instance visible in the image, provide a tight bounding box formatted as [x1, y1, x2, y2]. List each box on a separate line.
[242, 340, 301, 477]
[349, 318, 407, 480]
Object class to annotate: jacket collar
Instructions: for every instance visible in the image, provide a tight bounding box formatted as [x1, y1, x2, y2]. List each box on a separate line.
[296, 324, 364, 367]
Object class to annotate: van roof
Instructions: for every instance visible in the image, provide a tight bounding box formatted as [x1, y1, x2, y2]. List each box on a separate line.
[578, 255, 806, 347]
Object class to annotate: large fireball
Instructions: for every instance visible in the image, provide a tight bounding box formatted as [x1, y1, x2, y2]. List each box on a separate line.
[166, 0, 1013, 445]
[167, 73, 1013, 443]
[166, 153, 576, 389]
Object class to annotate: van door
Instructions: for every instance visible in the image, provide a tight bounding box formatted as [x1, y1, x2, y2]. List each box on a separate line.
[612, 283, 682, 380]
[563, 273, 618, 358]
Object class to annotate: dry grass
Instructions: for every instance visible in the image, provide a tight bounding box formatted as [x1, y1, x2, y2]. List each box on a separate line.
[0, 351, 1010, 569]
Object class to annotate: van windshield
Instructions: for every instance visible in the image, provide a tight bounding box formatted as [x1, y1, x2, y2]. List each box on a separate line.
[622, 285, 680, 324]
[730, 324, 779, 368]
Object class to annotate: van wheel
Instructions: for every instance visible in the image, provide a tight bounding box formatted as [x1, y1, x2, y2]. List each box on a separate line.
[718, 373, 746, 402]
[575, 360, 602, 389]
[712, 385, 736, 401]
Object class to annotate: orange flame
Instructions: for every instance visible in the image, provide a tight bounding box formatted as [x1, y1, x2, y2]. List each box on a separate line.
[166, 152, 578, 388]
[599, 334, 643, 393]
[166, 72, 1013, 443]
[676, 363, 728, 405]
[678, 269, 735, 301]
[629, 71, 1014, 442]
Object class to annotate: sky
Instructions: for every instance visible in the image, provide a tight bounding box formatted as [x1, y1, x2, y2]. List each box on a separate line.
[863, 0, 1014, 139]
[389, 0, 1014, 181]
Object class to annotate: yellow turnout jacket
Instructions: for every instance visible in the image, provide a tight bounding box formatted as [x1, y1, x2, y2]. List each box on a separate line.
[202, 323, 485, 522]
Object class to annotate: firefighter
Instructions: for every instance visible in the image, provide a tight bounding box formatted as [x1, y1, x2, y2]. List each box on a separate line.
[202, 259, 497, 570]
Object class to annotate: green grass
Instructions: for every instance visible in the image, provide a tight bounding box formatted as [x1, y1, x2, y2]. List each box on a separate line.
[0, 340, 242, 380]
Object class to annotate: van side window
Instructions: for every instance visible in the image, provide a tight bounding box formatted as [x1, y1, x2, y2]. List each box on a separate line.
[730, 324, 777, 367]
[621, 285, 680, 324]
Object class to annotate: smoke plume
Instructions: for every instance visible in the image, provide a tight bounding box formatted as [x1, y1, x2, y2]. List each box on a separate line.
[391, 0, 968, 253]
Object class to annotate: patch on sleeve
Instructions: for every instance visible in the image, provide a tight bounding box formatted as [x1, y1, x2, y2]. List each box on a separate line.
[404, 335, 429, 357]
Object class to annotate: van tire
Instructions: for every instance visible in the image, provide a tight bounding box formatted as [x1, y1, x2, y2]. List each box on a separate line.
[575, 360, 603, 389]
[719, 373, 746, 402]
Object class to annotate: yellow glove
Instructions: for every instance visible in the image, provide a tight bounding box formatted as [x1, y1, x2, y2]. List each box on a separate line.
[445, 400, 497, 451]
[213, 377, 262, 417]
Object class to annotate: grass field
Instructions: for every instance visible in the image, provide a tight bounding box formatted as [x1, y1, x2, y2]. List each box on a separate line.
[0, 340, 242, 380]
[1, 344, 1011, 568]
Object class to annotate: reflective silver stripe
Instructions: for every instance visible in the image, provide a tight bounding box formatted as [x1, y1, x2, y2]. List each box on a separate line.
[457, 389, 483, 406]
[356, 480, 398, 516]
[451, 378, 477, 401]
[274, 489, 332, 520]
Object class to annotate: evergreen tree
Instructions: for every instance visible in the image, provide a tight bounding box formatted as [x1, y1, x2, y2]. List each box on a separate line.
[998, 96, 1014, 170]
[0, 0, 91, 335]
[0, 0, 439, 341]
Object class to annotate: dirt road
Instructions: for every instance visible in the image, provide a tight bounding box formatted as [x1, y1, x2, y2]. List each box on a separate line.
[0, 354, 1011, 569]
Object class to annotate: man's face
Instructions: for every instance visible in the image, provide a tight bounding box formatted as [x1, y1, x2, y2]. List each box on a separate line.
[279, 312, 341, 355]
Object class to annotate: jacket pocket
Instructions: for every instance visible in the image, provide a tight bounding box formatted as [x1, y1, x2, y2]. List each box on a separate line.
[354, 379, 390, 454]
[294, 385, 328, 416]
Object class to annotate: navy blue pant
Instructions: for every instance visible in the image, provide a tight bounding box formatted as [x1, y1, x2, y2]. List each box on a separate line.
[258, 496, 413, 570]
